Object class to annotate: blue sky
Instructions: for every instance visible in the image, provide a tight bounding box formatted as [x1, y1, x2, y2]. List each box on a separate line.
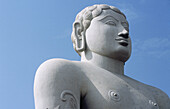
[0, 0, 170, 108]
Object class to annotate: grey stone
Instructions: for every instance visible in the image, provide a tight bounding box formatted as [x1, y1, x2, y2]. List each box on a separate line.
[34, 4, 170, 109]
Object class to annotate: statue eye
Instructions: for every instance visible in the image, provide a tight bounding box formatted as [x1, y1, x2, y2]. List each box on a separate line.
[105, 20, 116, 26]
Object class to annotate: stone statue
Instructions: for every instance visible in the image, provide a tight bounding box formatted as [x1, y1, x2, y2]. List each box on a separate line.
[34, 4, 170, 109]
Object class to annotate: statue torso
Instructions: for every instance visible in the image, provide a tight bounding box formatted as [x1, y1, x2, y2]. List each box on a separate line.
[34, 59, 170, 109]
[79, 62, 159, 109]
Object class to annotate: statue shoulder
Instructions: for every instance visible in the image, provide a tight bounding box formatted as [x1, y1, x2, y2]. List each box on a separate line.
[36, 58, 81, 75]
[35, 58, 83, 91]
[34, 58, 83, 108]
[148, 85, 170, 108]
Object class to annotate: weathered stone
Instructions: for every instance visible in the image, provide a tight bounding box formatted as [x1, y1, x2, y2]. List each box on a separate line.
[34, 4, 170, 109]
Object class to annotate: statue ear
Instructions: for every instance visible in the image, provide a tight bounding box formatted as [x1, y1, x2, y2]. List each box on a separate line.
[73, 21, 85, 52]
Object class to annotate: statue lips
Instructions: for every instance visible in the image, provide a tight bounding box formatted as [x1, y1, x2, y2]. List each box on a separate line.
[115, 37, 129, 46]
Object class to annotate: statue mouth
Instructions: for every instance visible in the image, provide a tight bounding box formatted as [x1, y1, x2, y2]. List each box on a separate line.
[115, 38, 128, 46]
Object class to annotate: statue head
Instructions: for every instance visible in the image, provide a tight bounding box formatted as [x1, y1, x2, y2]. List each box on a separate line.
[71, 4, 131, 62]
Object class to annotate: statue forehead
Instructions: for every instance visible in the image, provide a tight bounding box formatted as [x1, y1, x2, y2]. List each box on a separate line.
[94, 9, 127, 22]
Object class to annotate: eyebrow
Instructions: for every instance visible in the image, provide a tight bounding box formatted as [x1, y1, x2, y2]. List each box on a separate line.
[98, 15, 119, 22]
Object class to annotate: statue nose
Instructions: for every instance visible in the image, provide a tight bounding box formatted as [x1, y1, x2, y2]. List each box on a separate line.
[118, 29, 129, 39]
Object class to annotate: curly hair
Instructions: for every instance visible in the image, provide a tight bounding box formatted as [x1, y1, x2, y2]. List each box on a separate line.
[71, 4, 126, 56]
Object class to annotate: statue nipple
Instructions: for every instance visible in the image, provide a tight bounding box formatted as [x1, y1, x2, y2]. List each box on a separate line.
[149, 100, 158, 107]
[108, 90, 120, 102]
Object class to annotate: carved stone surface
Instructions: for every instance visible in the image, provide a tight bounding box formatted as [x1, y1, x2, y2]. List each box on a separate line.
[59, 90, 79, 109]
[108, 90, 120, 102]
[34, 4, 170, 109]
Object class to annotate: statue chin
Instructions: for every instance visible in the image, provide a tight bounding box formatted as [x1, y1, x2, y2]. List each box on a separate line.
[92, 49, 131, 63]
[117, 53, 130, 62]
[114, 50, 131, 62]
[108, 53, 130, 63]
[113, 45, 131, 62]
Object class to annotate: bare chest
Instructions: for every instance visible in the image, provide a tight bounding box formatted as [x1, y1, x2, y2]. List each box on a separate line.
[81, 71, 159, 109]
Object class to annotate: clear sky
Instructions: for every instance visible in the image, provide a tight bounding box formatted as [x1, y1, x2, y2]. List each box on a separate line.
[0, 0, 170, 108]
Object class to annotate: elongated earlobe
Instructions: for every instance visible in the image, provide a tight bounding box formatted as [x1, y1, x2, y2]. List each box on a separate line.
[73, 21, 85, 52]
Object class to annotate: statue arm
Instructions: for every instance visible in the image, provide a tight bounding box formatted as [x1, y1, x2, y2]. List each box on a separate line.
[34, 59, 81, 109]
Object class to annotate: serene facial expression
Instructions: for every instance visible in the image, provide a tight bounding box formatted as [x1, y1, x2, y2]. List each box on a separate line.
[85, 9, 132, 62]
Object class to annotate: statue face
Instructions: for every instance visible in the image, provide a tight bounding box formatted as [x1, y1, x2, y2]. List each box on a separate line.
[85, 9, 131, 62]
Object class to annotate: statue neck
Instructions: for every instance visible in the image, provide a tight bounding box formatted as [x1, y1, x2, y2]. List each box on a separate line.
[81, 51, 125, 75]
